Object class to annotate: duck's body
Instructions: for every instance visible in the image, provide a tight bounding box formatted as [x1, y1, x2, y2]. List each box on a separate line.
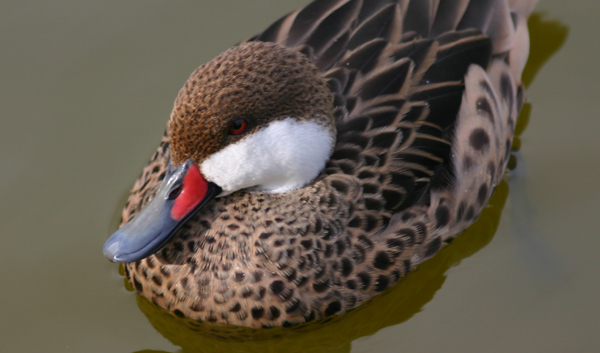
[106, 0, 537, 327]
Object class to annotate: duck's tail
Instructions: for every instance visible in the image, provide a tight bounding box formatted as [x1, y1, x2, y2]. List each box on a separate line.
[426, 0, 537, 245]
[364, 0, 537, 286]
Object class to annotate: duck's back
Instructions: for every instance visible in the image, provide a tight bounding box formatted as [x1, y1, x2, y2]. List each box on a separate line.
[120, 0, 537, 328]
[250, 0, 534, 268]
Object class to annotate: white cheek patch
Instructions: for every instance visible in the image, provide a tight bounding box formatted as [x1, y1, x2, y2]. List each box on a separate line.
[201, 118, 334, 195]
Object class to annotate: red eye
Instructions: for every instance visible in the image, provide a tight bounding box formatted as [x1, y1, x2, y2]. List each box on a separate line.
[228, 119, 248, 135]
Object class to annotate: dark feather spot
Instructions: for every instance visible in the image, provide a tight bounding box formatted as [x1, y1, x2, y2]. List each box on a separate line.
[301, 240, 312, 250]
[325, 301, 342, 316]
[251, 307, 265, 319]
[336, 240, 346, 255]
[313, 280, 330, 293]
[374, 275, 389, 292]
[505, 139, 512, 159]
[331, 147, 360, 161]
[304, 310, 316, 322]
[341, 258, 353, 277]
[330, 179, 349, 194]
[151, 276, 162, 286]
[386, 238, 404, 251]
[435, 205, 450, 228]
[357, 272, 371, 290]
[424, 237, 441, 258]
[257, 286, 266, 300]
[358, 170, 375, 179]
[270, 281, 284, 295]
[374, 251, 393, 270]
[234, 272, 246, 282]
[469, 128, 490, 151]
[500, 73, 514, 107]
[414, 222, 428, 241]
[259, 232, 272, 239]
[477, 183, 489, 206]
[252, 271, 263, 282]
[348, 216, 362, 228]
[269, 306, 280, 319]
[465, 205, 475, 220]
[133, 276, 143, 292]
[363, 155, 378, 166]
[240, 287, 254, 298]
[296, 276, 309, 287]
[362, 183, 378, 194]
[456, 201, 467, 221]
[403, 260, 411, 274]
[401, 212, 415, 222]
[285, 298, 301, 313]
[463, 156, 474, 170]
[364, 197, 383, 211]
[284, 269, 297, 282]
[187, 241, 197, 253]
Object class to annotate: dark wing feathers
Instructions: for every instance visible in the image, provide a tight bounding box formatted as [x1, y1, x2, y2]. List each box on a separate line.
[430, 0, 469, 37]
[340, 39, 388, 74]
[408, 82, 464, 131]
[286, 0, 350, 46]
[347, 4, 401, 50]
[312, 30, 351, 70]
[357, 58, 412, 100]
[356, 0, 396, 23]
[456, 0, 496, 32]
[248, 0, 509, 214]
[304, 0, 361, 55]
[402, 0, 432, 37]
[421, 31, 492, 84]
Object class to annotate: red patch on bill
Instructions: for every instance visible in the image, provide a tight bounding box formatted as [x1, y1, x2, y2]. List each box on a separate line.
[171, 165, 208, 220]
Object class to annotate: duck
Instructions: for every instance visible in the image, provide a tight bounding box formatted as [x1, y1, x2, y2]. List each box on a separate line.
[104, 0, 537, 328]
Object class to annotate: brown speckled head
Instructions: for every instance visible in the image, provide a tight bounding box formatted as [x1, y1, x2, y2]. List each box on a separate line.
[168, 41, 335, 166]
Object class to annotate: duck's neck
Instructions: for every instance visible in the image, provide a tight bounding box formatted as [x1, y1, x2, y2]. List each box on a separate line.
[200, 118, 335, 196]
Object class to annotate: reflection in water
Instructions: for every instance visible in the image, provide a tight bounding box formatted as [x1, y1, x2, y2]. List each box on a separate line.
[115, 12, 567, 353]
[521, 13, 569, 89]
[509, 14, 569, 291]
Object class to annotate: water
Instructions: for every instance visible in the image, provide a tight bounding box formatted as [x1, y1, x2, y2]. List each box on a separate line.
[1, 1, 598, 352]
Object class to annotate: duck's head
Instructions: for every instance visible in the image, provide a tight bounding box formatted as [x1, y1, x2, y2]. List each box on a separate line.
[104, 41, 335, 263]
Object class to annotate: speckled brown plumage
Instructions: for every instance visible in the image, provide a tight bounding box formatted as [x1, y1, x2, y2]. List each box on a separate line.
[118, 0, 537, 328]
